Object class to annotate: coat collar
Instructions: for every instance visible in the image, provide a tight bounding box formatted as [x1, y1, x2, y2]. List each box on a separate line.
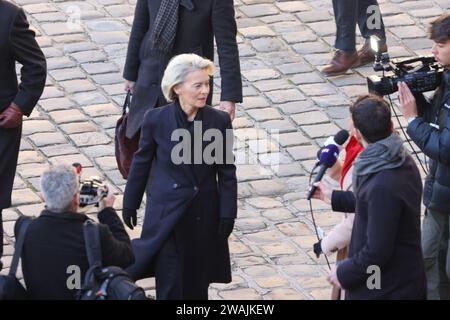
[40, 209, 88, 222]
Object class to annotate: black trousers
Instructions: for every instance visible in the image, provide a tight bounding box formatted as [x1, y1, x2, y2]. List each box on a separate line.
[332, 0, 386, 52]
[154, 235, 209, 300]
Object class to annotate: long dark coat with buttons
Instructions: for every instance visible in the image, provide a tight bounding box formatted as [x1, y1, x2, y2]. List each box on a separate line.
[122, 0, 242, 139]
[123, 102, 237, 284]
[0, 1, 46, 209]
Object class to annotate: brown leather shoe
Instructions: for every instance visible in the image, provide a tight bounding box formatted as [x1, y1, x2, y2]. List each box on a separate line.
[321, 50, 359, 76]
[356, 41, 388, 67]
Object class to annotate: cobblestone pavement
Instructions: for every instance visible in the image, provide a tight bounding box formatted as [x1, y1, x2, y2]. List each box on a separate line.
[1, 0, 448, 300]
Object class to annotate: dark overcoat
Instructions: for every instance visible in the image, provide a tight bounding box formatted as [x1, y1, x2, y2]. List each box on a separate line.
[123, 0, 242, 138]
[332, 155, 427, 300]
[123, 102, 237, 284]
[0, 0, 46, 209]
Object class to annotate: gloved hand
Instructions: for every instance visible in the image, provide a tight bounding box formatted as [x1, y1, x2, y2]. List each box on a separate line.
[122, 208, 137, 230]
[218, 218, 235, 238]
[313, 240, 323, 258]
[0, 103, 23, 129]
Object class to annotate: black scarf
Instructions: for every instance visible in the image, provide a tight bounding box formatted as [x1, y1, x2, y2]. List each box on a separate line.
[175, 100, 203, 167]
[150, 0, 195, 53]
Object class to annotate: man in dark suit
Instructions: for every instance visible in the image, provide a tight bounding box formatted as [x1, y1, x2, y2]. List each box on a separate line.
[322, 0, 387, 76]
[312, 95, 426, 299]
[16, 164, 134, 299]
[0, 0, 47, 270]
[122, 0, 242, 140]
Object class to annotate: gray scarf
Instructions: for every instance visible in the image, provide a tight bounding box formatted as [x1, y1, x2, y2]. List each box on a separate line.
[150, 0, 195, 53]
[352, 133, 406, 190]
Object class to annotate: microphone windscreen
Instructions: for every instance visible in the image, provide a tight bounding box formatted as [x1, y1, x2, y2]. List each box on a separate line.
[319, 144, 339, 167]
[334, 130, 350, 146]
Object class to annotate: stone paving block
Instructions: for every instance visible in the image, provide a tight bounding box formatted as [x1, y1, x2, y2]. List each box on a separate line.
[219, 288, 262, 300]
[253, 79, 293, 92]
[38, 97, 75, 112]
[260, 13, 297, 24]
[22, 120, 55, 136]
[60, 122, 97, 134]
[41, 87, 65, 99]
[90, 31, 129, 45]
[312, 95, 351, 108]
[383, 13, 416, 27]
[49, 154, 93, 167]
[235, 218, 267, 232]
[93, 115, 120, 129]
[236, 165, 272, 181]
[18, 150, 45, 165]
[275, 1, 311, 12]
[286, 145, 317, 161]
[40, 22, 84, 36]
[49, 109, 86, 124]
[91, 73, 123, 85]
[277, 100, 317, 115]
[267, 288, 305, 300]
[33, 12, 67, 22]
[277, 62, 313, 75]
[260, 242, 297, 256]
[61, 42, 98, 54]
[82, 145, 115, 158]
[70, 132, 111, 147]
[242, 68, 280, 82]
[229, 241, 252, 254]
[104, 5, 134, 17]
[11, 189, 41, 206]
[239, 26, 276, 39]
[59, 79, 97, 93]
[240, 4, 279, 18]
[81, 62, 119, 74]
[237, 18, 264, 29]
[28, 132, 67, 147]
[82, 103, 121, 117]
[247, 108, 283, 122]
[276, 221, 312, 237]
[282, 30, 319, 46]
[94, 156, 118, 171]
[255, 276, 289, 288]
[40, 144, 79, 157]
[71, 92, 109, 105]
[390, 25, 427, 39]
[49, 68, 87, 81]
[302, 122, 341, 138]
[71, 50, 107, 64]
[261, 207, 295, 221]
[307, 21, 336, 37]
[260, 119, 297, 133]
[291, 111, 330, 126]
[46, 56, 77, 70]
[249, 179, 287, 196]
[299, 83, 336, 96]
[265, 89, 305, 104]
[292, 41, 330, 55]
[246, 197, 283, 209]
[251, 37, 285, 53]
[244, 265, 278, 277]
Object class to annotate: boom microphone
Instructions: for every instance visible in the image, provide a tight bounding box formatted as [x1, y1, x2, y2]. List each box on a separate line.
[307, 130, 349, 200]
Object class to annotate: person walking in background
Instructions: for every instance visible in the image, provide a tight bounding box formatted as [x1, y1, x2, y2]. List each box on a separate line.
[322, 0, 387, 76]
[123, 0, 242, 142]
[122, 54, 237, 300]
[0, 0, 47, 271]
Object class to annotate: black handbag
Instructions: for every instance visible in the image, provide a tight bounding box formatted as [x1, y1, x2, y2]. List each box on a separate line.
[0, 217, 32, 300]
[115, 91, 140, 180]
[78, 220, 148, 300]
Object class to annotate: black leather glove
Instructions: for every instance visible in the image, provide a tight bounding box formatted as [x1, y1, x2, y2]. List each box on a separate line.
[313, 240, 323, 258]
[218, 218, 235, 238]
[122, 208, 137, 230]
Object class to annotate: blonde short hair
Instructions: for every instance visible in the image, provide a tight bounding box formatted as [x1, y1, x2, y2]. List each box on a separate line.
[161, 53, 214, 102]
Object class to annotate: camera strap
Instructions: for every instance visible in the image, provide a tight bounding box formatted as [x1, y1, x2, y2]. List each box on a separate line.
[83, 220, 102, 268]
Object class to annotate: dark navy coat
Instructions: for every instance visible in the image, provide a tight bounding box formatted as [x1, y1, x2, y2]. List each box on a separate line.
[123, 102, 237, 283]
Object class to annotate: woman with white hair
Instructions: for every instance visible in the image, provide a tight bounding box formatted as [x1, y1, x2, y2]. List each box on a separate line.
[122, 54, 237, 300]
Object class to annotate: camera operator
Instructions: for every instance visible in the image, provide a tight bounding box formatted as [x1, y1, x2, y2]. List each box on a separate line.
[14, 164, 134, 300]
[398, 13, 450, 300]
[311, 95, 426, 299]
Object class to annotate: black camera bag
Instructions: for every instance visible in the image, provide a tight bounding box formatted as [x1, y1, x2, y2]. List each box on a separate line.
[78, 220, 148, 300]
[0, 217, 32, 300]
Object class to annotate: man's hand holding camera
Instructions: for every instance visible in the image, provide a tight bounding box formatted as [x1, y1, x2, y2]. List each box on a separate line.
[98, 186, 115, 211]
[398, 82, 418, 123]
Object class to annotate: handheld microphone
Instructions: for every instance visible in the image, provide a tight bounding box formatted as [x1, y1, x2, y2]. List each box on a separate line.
[308, 130, 349, 200]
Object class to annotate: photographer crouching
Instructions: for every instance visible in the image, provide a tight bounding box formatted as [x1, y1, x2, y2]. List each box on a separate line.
[398, 13, 450, 300]
[14, 164, 134, 299]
